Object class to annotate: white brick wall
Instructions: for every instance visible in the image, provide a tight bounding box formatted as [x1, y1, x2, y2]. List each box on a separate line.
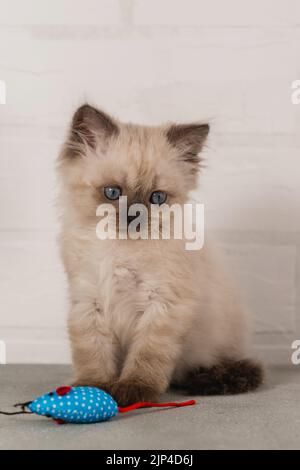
[134, 0, 300, 26]
[0, 0, 299, 363]
[0, 0, 121, 25]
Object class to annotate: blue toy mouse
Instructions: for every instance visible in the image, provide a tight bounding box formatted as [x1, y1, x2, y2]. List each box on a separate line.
[0, 385, 196, 424]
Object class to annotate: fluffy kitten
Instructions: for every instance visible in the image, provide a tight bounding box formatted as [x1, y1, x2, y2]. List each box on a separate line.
[57, 104, 263, 406]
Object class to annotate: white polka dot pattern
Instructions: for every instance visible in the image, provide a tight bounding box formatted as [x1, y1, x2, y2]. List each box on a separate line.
[28, 387, 118, 424]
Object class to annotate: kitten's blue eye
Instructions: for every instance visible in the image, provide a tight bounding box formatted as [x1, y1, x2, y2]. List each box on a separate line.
[104, 186, 122, 200]
[150, 191, 167, 205]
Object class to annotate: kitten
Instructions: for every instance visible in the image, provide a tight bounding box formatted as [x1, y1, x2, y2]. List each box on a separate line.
[57, 104, 263, 406]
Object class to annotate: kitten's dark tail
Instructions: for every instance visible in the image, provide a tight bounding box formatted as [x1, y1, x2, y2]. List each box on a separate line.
[173, 359, 264, 395]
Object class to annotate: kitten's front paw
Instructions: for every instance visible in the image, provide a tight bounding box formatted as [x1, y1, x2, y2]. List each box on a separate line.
[110, 378, 159, 406]
[72, 379, 114, 395]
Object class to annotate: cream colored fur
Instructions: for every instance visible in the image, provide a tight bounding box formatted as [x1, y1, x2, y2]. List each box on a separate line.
[57, 105, 250, 404]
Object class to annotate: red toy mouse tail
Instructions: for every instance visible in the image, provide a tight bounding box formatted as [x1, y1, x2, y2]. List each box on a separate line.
[118, 399, 196, 413]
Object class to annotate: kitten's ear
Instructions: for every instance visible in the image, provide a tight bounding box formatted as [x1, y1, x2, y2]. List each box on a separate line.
[68, 104, 119, 153]
[166, 122, 209, 171]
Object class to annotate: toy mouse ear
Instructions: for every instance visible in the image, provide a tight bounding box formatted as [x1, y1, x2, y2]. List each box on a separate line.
[56, 386, 72, 396]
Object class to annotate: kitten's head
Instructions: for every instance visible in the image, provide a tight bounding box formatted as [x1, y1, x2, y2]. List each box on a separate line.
[58, 104, 209, 227]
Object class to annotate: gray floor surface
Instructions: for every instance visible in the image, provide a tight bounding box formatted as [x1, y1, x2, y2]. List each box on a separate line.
[0, 364, 299, 450]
